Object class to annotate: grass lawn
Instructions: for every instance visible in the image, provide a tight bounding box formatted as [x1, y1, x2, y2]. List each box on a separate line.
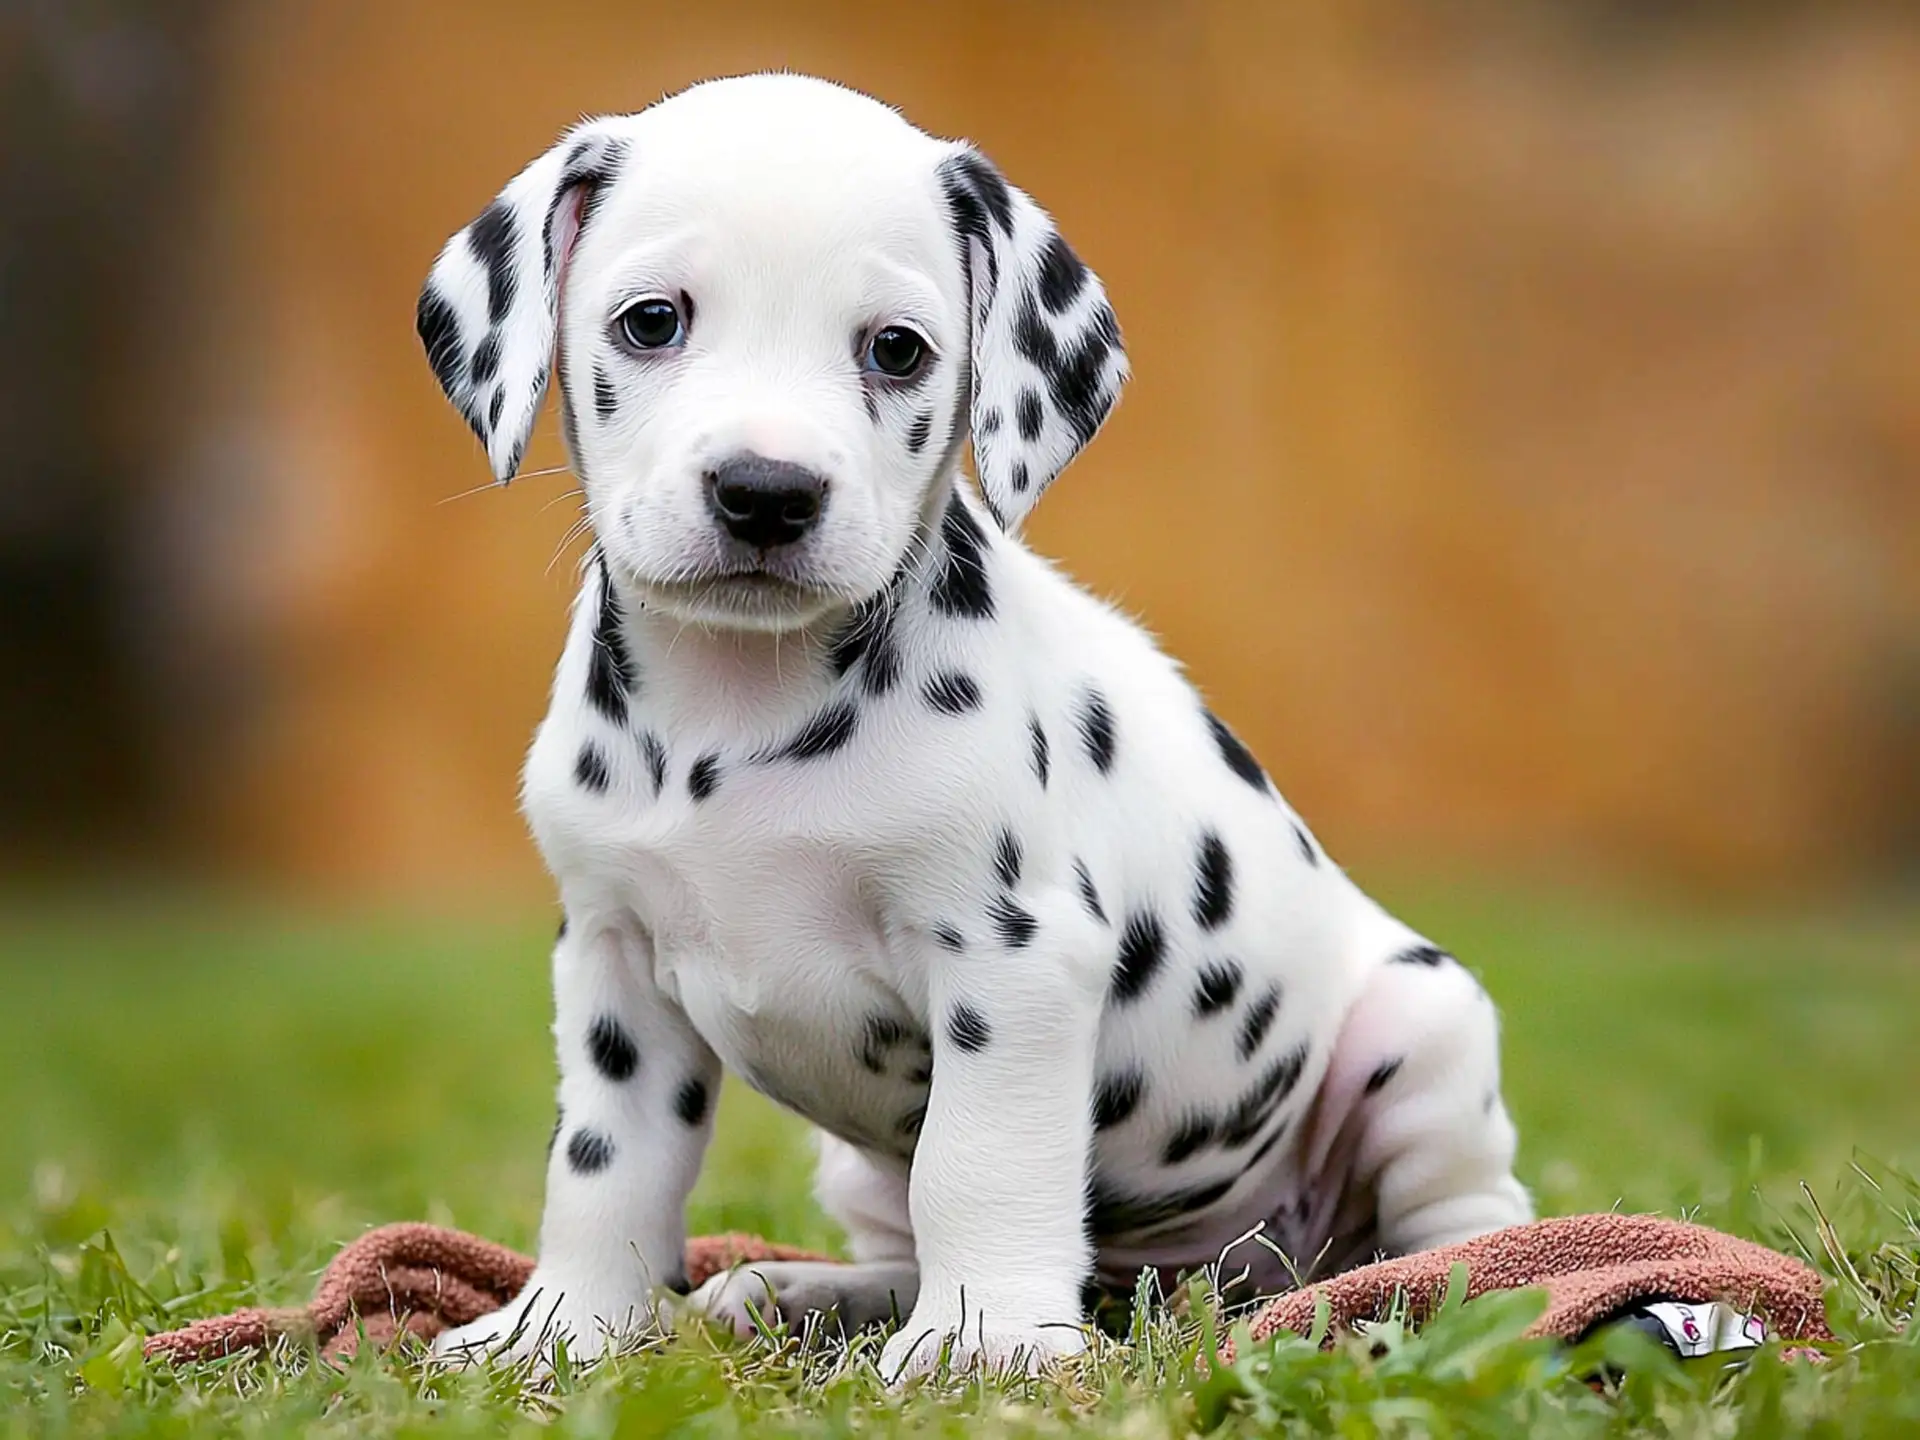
[2, 879, 1916, 1435]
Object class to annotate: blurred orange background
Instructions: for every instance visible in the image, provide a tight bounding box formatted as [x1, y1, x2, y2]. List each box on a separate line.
[5, 0, 1917, 903]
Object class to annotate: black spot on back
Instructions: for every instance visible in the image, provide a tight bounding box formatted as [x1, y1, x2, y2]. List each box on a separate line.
[1036, 231, 1090, 314]
[1220, 1042, 1310, 1147]
[906, 409, 933, 454]
[1078, 688, 1117, 774]
[565, 1127, 613, 1174]
[1016, 388, 1045, 441]
[930, 492, 994, 619]
[688, 752, 721, 800]
[947, 1004, 992, 1053]
[1204, 709, 1269, 792]
[1162, 1115, 1218, 1166]
[1093, 1068, 1145, 1128]
[1089, 1176, 1236, 1237]
[674, 1076, 710, 1126]
[586, 1015, 638, 1081]
[1074, 858, 1106, 924]
[1027, 713, 1050, 788]
[594, 366, 617, 422]
[1392, 944, 1451, 967]
[1193, 831, 1233, 931]
[924, 670, 983, 715]
[417, 286, 465, 398]
[993, 829, 1023, 889]
[1236, 985, 1281, 1060]
[1192, 960, 1244, 1017]
[1110, 912, 1165, 1003]
[989, 893, 1037, 949]
[586, 561, 636, 723]
[467, 199, 518, 326]
[1365, 1058, 1403, 1095]
[574, 742, 611, 794]
[767, 700, 859, 763]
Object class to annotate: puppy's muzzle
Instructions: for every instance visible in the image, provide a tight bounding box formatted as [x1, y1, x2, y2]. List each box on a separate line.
[705, 456, 828, 550]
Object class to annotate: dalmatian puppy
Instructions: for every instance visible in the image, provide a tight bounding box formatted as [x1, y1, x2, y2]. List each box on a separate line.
[418, 73, 1530, 1380]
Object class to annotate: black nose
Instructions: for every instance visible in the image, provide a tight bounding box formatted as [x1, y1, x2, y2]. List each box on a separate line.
[704, 456, 828, 549]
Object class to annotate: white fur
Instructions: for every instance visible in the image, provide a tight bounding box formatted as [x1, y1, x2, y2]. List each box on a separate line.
[420, 74, 1529, 1383]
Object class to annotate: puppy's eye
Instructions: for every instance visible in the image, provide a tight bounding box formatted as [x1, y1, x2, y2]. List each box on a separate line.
[616, 297, 686, 351]
[865, 326, 928, 380]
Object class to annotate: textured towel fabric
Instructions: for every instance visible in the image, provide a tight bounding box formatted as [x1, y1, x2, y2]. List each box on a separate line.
[143, 1213, 1832, 1365]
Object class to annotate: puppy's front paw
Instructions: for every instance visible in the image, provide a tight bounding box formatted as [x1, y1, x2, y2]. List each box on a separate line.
[878, 1305, 1087, 1383]
[430, 1273, 655, 1369]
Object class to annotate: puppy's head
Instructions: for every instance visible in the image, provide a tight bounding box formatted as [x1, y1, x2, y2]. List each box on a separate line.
[418, 74, 1127, 632]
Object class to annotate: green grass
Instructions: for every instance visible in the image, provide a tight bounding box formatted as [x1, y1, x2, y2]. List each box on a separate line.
[2, 880, 1916, 1436]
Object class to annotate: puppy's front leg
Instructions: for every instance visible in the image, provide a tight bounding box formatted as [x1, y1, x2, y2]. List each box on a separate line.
[879, 901, 1106, 1381]
[435, 914, 719, 1366]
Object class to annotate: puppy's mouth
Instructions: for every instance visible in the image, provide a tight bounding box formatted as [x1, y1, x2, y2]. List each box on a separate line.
[631, 565, 841, 630]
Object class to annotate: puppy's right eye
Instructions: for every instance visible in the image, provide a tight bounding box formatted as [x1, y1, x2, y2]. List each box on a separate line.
[616, 297, 686, 351]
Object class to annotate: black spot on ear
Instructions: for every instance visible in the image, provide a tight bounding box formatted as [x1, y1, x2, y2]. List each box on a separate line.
[566, 1127, 614, 1174]
[1074, 858, 1106, 924]
[1162, 1115, 1219, 1166]
[574, 741, 611, 794]
[860, 1014, 910, 1073]
[586, 560, 636, 723]
[417, 286, 466, 398]
[1391, 944, 1451, 967]
[930, 492, 994, 619]
[1365, 1058, 1403, 1095]
[766, 699, 859, 762]
[688, 752, 722, 800]
[1093, 1068, 1145, 1128]
[1027, 713, 1050, 788]
[1192, 960, 1244, 1017]
[1036, 230, 1090, 314]
[939, 151, 1014, 250]
[993, 828, 1023, 889]
[924, 670, 983, 715]
[1293, 820, 1318, 866]
[467, 200, 519, 326]
[587, 1015, 639, 1081]
[1078, 688, 1116, 774]
[988, 893, 1037, 948]
[1016, 389, 1045, 441]
[594, 366, 617, 422]
[487, 387, 506, 433]
[1236, 985, 1281, 1059]
[1048, 320, 1117, 448]
[1010, 460, 1030, 493]
[977, 407, 1003, 436]
[907, 409, 934, 454]
[933, 923, 965, 952]
[827, 589, 902, 697]
[1193, 831, 1234, 931]
[674, 1076, 710, 1126]
[947, 1004, 992, 1053]
[1013, 295, 1060, 372]
[1111, 911, 1165, 1003]
[1204, 709, 1269, 793]
[471, 331, 502, 385]
[641, 732, 667, 794]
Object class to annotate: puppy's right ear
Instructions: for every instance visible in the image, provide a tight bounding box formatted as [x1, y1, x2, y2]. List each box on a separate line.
[416, 120, 629, 483]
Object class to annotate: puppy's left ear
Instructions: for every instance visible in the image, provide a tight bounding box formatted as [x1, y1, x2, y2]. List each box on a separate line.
[416, 120, 629, 483]
[938, 148, 1129, 530]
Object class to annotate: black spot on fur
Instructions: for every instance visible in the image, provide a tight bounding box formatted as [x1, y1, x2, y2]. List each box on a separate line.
[906, 410, 933, 454]
[933, 923, 964, 953]
[470, 331, 501, 385]
[1162, 1115, 1218, 1165]
[487, 387, 505, 432]
[994, 829, 1023, 889]
[688, 752, 722, 800]
[988, 893, 1037, 949]
[1089, 1176, 1236, 1236]
[1074, 858, 1106, 924]
[586, 561, 636, 723]
[1010, 460, 1030, 493]
[1236, 985, 1281, 1059]
[1037, 231, 1090, 314]
[1220, 1043, 1310, 1148]
[565, 1128, 613, 1174]
[674, 1077, 710, 1127]
[930, 492, 994, 619]
[947, 1004, 991, 1053]
[1392, 944, 1451, 967]
[939, 151, 1014, 252]
[1366, 1058, 1404, 1095]
[1247, 1121, 1290, 1168]
[1048, 321, 1116, 448]
[1110, 912, 1165, 1003]
[594, 366, 616, 422]
[574, 742, 611, 794]
[641, 732, 667, 794]
[1027, 713, 1050, 788]
[1293, 821, 1318, 865]
[826, 589, 901, 697]
[417, 287, 465, 399]
[1016, 388, 1045, 441]
[1093, 1068, 1145, 1128]
[466, 200, 518, 326]
[924, 670, 982, 715]
[1192, 960, 1244, 1017]
[862, 387, 880, 424]
[1078, 688, 1117, 774]
[664, 1272, 692, 1296]
[977, 407, 1003, 436]
[767, 700, 859, 762]
[1204, 709, 1268, 792]
[861, 1014, 910, 1073]
[1193, 831, 1234, 931]
[586, 1015, 638, 1081]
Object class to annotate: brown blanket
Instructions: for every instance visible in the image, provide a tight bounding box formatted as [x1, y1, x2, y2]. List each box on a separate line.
[144, 1213, 1833, 1365]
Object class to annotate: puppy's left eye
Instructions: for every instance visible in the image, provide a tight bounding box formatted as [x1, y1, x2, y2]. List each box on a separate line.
[616, 296, 686, 351]
[864, 326, 929, 380]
